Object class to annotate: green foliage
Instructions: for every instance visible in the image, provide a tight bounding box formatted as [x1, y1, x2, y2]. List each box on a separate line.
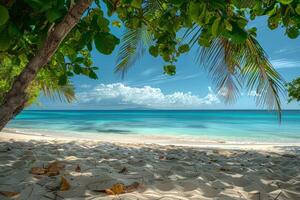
[0, 53, 75, 105]
[287, 78, 300, 102]
[164, 65, 176, 76]
[0, 0, 121, 107]
[1, 0, 300, 112]
[94, 32, 120, 55]
[0, 5, 9, 26]
[114, 0, 300, 114]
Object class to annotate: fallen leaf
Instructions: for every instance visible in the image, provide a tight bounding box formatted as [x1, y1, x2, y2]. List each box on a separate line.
[118, 167, 127, 174]
[31, 161, 65, 177]
[105, 183, 125, 195]
[47, 161, 65, 171]
[60, 176, 71, 191]
[0, 191, 19, 197]
[46, 161, 64, 176]
[31, 167, 47, 175]
[159, 155, 165, 160]
[75, 165, 81, 172]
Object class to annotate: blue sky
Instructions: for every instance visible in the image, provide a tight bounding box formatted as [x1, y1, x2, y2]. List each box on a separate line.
[32, 16, 300, 110]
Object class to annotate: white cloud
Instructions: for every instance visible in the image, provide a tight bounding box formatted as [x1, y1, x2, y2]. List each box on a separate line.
[271, 59, 300, 69]
[77, 83, 220, 109]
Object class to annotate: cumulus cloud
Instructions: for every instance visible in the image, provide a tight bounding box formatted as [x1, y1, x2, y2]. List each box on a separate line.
[77, 83, 220, 109]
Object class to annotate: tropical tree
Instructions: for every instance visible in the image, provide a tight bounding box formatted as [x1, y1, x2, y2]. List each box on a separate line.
[287, 78, 300, 102]
[1, 0, 300, 130]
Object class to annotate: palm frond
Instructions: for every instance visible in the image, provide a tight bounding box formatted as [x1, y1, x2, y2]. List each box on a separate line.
[197, 38, 242, 104]
[115, 25, 151, 76]
[196, 33, 285, 119]
[40, 82, 75, 103]
[115, 0, 163, 75]
[241, 35, 285, 120]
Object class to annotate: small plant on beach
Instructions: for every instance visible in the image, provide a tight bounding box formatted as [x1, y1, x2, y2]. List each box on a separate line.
[1, 0, 300, 129]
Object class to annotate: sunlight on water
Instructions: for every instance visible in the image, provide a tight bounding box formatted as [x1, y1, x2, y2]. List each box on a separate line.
[7, 110, 300, 143]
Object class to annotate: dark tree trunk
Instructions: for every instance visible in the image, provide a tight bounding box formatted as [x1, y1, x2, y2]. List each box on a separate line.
[0, 0, 93, 131]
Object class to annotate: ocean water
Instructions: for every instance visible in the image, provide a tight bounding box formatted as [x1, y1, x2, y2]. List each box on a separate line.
[6, 110, 300, 143]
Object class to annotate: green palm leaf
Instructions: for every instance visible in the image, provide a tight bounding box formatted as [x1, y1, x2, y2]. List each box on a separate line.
[197, 33, 285, 120]
[115, 0, 162, 75]
[115, 25, 151, 76]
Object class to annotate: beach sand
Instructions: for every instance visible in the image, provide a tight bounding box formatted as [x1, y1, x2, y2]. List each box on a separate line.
[0, 129, 300, 200]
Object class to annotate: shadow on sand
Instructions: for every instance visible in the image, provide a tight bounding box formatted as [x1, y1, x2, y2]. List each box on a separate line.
[0, 140, 300, 200]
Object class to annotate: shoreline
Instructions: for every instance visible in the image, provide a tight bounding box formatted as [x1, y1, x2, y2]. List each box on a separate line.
[2, 128, 300, 152]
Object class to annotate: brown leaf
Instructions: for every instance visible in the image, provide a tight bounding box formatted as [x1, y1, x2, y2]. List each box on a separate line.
[105, 183, 125, 195]
[31, 167, 47, 175]
[60, 176, 71, 191]
[0, 191, 19, 197]
[75, 165, 81, 172]
[159, 155, 165, 160]
[46, 161, 64, 177]
[47, 161, 65, 171]
[118, 167, 127, 174]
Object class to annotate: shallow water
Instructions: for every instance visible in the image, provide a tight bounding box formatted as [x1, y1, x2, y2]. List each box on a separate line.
[7, 110, 300, 143]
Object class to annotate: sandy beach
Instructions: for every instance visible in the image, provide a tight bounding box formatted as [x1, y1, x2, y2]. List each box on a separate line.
[1, 129, 300, 200]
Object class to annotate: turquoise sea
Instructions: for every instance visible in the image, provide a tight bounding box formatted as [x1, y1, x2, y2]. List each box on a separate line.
[7, 110, 300, 143]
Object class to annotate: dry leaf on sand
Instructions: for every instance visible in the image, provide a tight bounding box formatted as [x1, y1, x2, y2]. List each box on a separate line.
[60, 176, 71, 191]
[31, 167, 47, 175]
[104, 182, 140, 195]
[105, 183, 125, 195]
[75, 165, 81, 172]
[30, 161, 65, 177]
[118, 167, 127, 174]
[0, 191, 20, 197]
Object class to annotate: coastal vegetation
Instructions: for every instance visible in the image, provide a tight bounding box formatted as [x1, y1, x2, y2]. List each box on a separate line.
[1, 0, 300, 129]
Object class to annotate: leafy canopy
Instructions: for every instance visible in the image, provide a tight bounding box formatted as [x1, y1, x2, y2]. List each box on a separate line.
[1, 0, 300, 110]
[287, 78, 300, 102]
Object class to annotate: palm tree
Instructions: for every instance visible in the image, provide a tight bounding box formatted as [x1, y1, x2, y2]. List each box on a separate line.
[115, 0, 285, 120]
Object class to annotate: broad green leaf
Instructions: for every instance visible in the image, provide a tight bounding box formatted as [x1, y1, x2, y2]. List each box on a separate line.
[88, 70, 98, 79]
[212, 17, 221, 36]
[58, 74, 67, 85]
[296, 4, 300, 15]
[286, 27, 299, 39]
[178, 44, 189, 53]
[0, 30, 10, 51]
[225, 20, 233, 31]
[170, 0, 185, 6]
[164, 65, 176, 76]
[131, 0, 142, 8]
[188, 2, 200, 21]
[277, 0, 293, 5]
[46, 9, 63, 22]
[149, 46, 159, 57]
[0, 5, 9, 26]
[73, 64, 82, 74]
[229, 25, 248, 44]
[94, 32, 120, 55]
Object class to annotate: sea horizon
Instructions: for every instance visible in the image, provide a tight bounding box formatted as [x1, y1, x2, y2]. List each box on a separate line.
[7, 110, 300, 144]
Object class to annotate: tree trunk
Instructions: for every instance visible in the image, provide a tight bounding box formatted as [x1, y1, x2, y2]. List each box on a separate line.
[0, 0, 93, 131]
